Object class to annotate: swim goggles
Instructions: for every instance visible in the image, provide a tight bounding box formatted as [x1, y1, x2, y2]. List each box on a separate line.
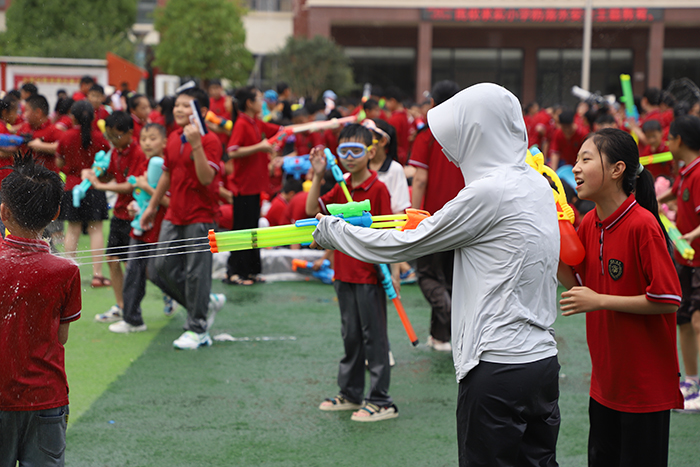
[337, 142, 372, 159]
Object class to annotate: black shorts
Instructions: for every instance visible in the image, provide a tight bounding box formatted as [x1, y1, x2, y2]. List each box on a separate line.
[59, 189, 109, 223]
[676, 264, 700, 325]
[106, 217, 133, 260]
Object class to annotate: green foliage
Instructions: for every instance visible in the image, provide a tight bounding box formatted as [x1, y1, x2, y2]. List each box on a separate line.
[275, 35, 356, 101]
[154, 0, 253, 85]
[0, 0, 137, 59]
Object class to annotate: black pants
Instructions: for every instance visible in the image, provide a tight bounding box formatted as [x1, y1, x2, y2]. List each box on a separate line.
[588, 398, 670, 467]
[227, 194, 261, 278]
[457, 357, 560, 467]
[415, 250, 454, 342]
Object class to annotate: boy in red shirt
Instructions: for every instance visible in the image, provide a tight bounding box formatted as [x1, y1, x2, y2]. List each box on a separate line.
[548, 109, 588, 168]
[306, 124, 397, 422]
[142, 87, 226, 350]
[86, 111, 147, 323]
[265, 177, 302, 227]
[0, 153, 81, 466]
[385, 86, 410, 165]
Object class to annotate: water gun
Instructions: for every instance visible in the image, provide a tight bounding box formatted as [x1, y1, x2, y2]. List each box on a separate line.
[208, 200, 430, 252]
[72, 149, 112, 208]
[619, 74, 640, 123]
[378, 263, 419, 346]
[180, 99, 208, 143]
[291, 258, 334, 284]
[266, 116, 357, 152]
[660, 213, 695, 261]
[205, 111, 233, 132]
[526, 147, 586, 266]
[0, 133, 28, 147]
[282, 154, 311, 180]
[128, 156, 164, 236]
[324, 148, 352, 202]
[639, 151, 673, 166]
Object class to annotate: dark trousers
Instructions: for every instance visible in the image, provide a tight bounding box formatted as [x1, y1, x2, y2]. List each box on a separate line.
[227, 194, 261, 279]
[588, 398, 670, 467]
[415, 250, 454, 342]
[333, 281, 392, 407]
[154, 221, 213, 334]
[122, 238, 171, 326]
[457, 357, 560, 467]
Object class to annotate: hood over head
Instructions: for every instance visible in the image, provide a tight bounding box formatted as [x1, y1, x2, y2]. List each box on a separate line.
[427, 83, 528, 185]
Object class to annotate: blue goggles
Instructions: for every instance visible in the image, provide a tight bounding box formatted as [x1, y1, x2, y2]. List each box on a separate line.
[337, 142, 373, 159]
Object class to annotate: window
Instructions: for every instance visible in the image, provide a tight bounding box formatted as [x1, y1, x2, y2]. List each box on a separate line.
[432, 48, 523, 99]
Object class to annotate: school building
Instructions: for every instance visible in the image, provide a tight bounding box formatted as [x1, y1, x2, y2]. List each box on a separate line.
[294, 0, 700, 107]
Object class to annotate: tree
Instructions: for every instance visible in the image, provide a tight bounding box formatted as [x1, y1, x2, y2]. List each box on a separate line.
[154, 0, 252, 85]
[275, 36, 356, 101]
[0, 0, 137, 59]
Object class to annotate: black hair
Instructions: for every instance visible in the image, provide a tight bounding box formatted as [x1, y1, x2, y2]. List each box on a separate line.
[372, 118, 398, 162]
[282, 177, 303, 194]
[55, 97, 73, 116]
[339, 123, 373, 147]
[431, 80, 460, 107]
[70, 100, 95, 150]
[363, 99, 379, 111]
[105, 111, 134, 133]
[26, 94, 49, 116]
[1, 152, 64, 231]
[585, 128, 670, 252]
[643, 87, 662, 106]
[7, 90, 20, 100]
[670, 115, 700, 151]
[384, 86, 404, 102]
[641, 119, 662, 133]
[595, 114, 616, 126]
[89, 84, 105, 95]
[177, 87, 210, 112]
[80, 75, 95, 86]
[141, 122, 166, 139]
[21, 83, 38, 96]
[128, 93, 147, 112]
[276, 82, 289, 95]
[158, 96, 175, 127]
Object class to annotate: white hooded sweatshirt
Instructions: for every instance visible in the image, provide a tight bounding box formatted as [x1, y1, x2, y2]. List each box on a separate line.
[312, 83, 560, 382]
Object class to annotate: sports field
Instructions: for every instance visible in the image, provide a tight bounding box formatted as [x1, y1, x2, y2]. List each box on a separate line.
[64, 259, 700, 466]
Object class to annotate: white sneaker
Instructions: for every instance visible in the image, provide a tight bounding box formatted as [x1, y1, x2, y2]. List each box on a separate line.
[426, 335, 452, 352]
[173, 331, 212, 350]
[95, 305, 122, 323]
[109, 320, 147, 334]
[207, 293, 226, 330]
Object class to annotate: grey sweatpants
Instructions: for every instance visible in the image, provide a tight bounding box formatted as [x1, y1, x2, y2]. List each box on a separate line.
[154, 221, 213, 334]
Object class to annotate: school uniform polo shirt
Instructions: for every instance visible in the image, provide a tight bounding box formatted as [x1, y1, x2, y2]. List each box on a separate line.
[107, 141, 147, 220]
[319, 170, 391, 284]
[574, 195, 683, 412]
[163, 128, 222, 225]
[0, 235, 81, 411]
[227, 113, 280, 196]
[672, 157, 700, 267]
[408, 128, 464, 214]
[17, 120, 63, 173]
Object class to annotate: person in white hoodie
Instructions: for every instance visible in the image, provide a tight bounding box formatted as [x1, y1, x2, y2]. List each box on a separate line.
[311, 83, 561, 466]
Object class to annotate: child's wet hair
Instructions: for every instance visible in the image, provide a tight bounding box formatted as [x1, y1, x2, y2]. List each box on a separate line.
[338, 124, 373, 147]
[1, 152, 64, 231]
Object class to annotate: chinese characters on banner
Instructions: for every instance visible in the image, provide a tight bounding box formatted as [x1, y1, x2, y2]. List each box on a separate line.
[421, 8, 663, 23]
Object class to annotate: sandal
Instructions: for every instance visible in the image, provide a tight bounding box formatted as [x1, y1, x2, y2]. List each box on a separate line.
[91, 275, 112, 288]
[319, 395, 362, 412]
[351, 403, 399, 422]
[222, 274, 254, 286]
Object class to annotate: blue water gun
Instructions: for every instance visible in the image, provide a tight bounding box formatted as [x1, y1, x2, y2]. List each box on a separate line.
[128, 156, 164, 235]
[73, 149, 111, 208]
[282, 154, 311, 180]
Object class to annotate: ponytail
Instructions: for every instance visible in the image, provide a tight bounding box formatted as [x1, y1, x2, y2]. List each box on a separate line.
[71, 100, 94, 150]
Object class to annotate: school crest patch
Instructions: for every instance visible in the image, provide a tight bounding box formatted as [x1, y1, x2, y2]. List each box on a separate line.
[683, 188, 691, 202]
[608, 259, 623, 280]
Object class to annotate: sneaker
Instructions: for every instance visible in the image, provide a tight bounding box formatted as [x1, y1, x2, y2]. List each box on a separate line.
[680, 379, 699, 399]
[173, 331, 212, 350]
[95, 305, 122, 323]
[351, 403, 399, 422]
[109, 320, 147, 334]
[206, 293, 226, 330]
[426, 335, 452, 352]
[163, 294, 177, 316]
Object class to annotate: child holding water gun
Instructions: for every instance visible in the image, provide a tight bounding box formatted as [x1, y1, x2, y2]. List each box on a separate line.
[306, 123, 397, 422]
[559, 128, 682, 466]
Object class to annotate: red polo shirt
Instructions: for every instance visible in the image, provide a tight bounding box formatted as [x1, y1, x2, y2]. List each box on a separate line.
[227, 113, 280, 196]
[388, 109, 410, 165]
[106, 141, 147, 220]
[319, 170, 391, 284]
[0, 235, 81, 411]
[574, 195, 683, 413]
[17, 120, 63, 173]
[549, 126, 588, 166]
[56, 127, 111, 190]
[163, 128, 222, 225]
[672, 156, 700, 267]
[408, 128, 464, 214]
